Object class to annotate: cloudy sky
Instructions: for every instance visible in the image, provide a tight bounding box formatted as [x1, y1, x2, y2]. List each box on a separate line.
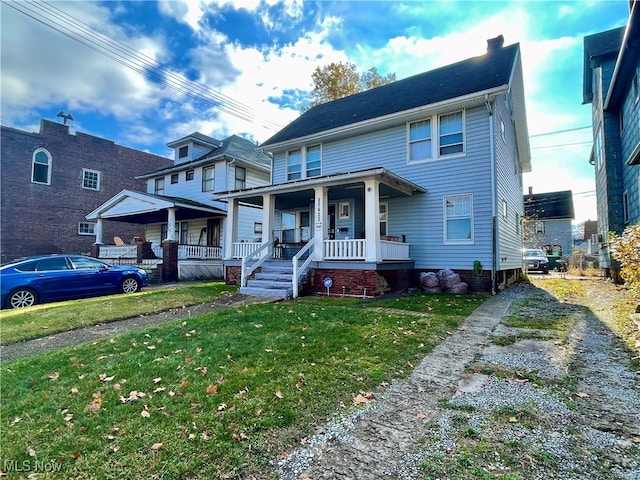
[0, 0, 631, 223]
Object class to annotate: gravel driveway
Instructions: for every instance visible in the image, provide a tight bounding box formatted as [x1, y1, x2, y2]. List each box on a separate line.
[276, 279, 640, 480]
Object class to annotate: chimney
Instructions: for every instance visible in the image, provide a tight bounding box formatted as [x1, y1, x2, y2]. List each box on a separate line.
[528, 186, 533, 196]
[487, 35, 505, 53]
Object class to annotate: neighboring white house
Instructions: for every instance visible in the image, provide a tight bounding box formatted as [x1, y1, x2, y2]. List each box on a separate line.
[86, 132, 271, 280]
[215, 35, 532, 298]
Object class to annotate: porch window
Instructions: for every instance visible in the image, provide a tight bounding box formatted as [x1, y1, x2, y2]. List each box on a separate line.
[439, 111, 464, 156]
[409, 119, 432, 161]
[306, 145, 321, 178]
[287, 149, 302, 181]
[444, 194, 473, 243]
[171, 173, 179, 184]
[154, 177, 165, 195]
[186, 169, 194, 181]
[78, 222, 95, 235]
[82, 169, 100, 191]
[202, 166, 215, 191]
[379, 202, 388, 236]
[32, 149, 51, 185]
[161, 222, 188, 243]
[235, 166, 246, 189]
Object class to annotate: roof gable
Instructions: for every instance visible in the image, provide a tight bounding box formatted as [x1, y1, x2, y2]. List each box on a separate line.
[262, 41, 520, 147]
[582, 26, 625, 103]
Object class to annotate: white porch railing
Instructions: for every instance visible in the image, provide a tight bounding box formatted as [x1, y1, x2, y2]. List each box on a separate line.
[323, 239, 366, 259]
[99, 245, 135, 258]
[179, 245, 222, 259]
[380, 240, 410, 260]
[292, 240, 314, 298]
[233, 242, 261, 259]
[99, 244, 222, 260]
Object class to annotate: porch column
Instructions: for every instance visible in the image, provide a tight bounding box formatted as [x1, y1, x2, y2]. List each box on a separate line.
[262, 193, 275, 246]
[364, 179, 382, 262]
[166, 208, 177, 241]
[223, 198, 239, 260]
[94, 218, 104, 245]
[313, 186, 328, 260]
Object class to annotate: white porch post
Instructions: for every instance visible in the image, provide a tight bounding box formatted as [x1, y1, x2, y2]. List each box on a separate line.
[94, 218, 104, 245]
[313, 186, 328, 260]
[166, 207, 177, 241]
[364, 179, 381, 262]
[223, 198, 239, 260]
[262, 193, 275, 246]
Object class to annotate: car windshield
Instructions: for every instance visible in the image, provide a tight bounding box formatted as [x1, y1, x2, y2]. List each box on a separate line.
[524, 250, 546, 257]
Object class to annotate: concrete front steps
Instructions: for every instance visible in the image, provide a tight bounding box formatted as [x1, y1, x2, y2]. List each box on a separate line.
[240, 261, 301, 299]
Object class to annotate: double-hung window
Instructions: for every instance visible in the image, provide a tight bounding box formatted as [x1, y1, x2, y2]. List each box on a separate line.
[32, 149, 51, 184]
[306, 145, 321, 178]
[444, 194, 473, 243]
[408, 110, 465, 161]
[202, 166, 215, 192]
[439, 111, 464, 155]
[235, 166, 246, 189]
[287, 149, 302, 181]
[154, 177, 165, 195]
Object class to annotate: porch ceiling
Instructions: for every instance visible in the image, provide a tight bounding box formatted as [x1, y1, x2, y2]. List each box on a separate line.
[220, 167, 426, 207]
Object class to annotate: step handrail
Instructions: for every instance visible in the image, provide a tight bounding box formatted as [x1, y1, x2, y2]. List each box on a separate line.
[292, 239, 314, 298]
[240, 240, 275, 287]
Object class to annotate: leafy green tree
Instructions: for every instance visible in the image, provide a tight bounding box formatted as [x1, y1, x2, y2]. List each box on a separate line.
[308, 62, 396, 108]
[609, 222, 640, 293]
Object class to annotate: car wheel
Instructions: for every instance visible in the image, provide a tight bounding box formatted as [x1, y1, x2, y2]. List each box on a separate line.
[8, 288, 38, 308]
[120, 276, 141, 294]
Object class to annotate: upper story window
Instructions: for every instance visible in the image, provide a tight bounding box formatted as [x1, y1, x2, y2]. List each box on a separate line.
[171, 173, 179, 184]
[287, 149, 302, 181]
[444, 194, 473, 243]
[235, 166, 246, 190]
[202, 166, 215, 192]
[154, 177, 165, 195]
[178, 146, 189, 159]
[32, 148, 51, 185]
[306, 145, 321, 178]
[408, 110, 465, 162]
[82, 169, 100, 191]
[623, 191, 630, 224]
[595, 126, 604, 170]
[287, 146, 321, 180]
[439, 111, 464, 155]
[186, 169, 194, 181]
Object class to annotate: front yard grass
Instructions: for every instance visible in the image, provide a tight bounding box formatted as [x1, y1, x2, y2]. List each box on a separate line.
[0, 282, 236, 345]
[0, 291, 486, 479]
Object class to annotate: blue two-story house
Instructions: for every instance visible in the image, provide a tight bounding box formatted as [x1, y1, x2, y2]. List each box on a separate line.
[583, 1, 640, 273]
[217, 35, 531, 298]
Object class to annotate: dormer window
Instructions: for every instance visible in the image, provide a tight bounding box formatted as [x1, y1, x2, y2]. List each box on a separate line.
[178, 146, 189, 159]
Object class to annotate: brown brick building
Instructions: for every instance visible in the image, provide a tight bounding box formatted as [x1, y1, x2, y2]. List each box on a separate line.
[1, 118, 172, 262]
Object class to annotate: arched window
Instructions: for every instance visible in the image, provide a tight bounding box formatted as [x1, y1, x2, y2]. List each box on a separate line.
[32, 148, 52, 184]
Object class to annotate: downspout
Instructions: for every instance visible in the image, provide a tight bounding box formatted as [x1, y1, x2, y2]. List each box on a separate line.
[485, 94, 497, 295]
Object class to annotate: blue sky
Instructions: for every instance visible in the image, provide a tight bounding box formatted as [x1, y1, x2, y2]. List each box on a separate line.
[0, 0, 632, 223]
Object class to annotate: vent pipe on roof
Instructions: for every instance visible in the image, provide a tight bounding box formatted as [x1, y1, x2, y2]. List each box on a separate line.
[487, 35, 505, 53]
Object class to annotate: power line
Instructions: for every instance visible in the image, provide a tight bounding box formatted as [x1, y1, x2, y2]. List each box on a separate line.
[531, 141, 592, 150]
[529, 126, 591, 138]
[3, 0, 285, 132]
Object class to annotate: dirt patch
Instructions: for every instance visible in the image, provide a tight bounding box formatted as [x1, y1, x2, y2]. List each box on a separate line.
[275, 280, 640, 480]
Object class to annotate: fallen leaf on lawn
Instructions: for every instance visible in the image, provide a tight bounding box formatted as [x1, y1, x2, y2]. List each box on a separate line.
[113, 383, 122, 391]
[515, 378, 529, 384]
[108, 445, 120, 454]
[27, 446, 36, 457]
[254, 324, 263, 328]
[85, 399, 102, 412]
[99, 374, 115, 382]
[188, 433, 196, 441]
[64, 414, 74, 422]
[150, 443, 163, 451]
[153, 377, 162, 384]
[509, 416, 518, 423]
[141, 410, 151, 418]
[416, 412, 426, 419]
[47, 372, 60, 381]
[576, 392, 590, 398]
[631, 437, 640, 444]
[180, 381, 189, 388]
[353, 394, 368, 405]
[11, 417, 22, 425]
[206, 384, 218, 395]
[153, 387, 166, 393]
[70, 387, 79, 396]
[119, 390, 147, 403]
[274, 390, 284, 399]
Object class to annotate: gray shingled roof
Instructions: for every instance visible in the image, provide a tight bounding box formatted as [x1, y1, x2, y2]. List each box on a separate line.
[582, 26, 625, 103]
[262, 41, 520, 147]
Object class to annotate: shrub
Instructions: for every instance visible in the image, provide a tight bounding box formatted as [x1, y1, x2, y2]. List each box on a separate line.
[609, 223, 640, 293]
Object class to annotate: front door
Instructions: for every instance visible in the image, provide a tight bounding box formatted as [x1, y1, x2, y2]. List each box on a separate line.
[207, 218, 220, 246]
[328, 204, 336, 240]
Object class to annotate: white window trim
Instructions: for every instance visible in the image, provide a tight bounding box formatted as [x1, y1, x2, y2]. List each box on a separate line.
[82, 168, 101, 191]
[443, 194, 474, 244]
[32, 148, 52, 185]
[379, 202, 388, 236]
[287, 145, 322, 181]
[339, 202, 350, 219]
[202, 166, 215, 192]
[407, 110, 466, 163]
[501, 199, 508, 219]
[78, 222, 96, 235]
[154, 177, 165, 195]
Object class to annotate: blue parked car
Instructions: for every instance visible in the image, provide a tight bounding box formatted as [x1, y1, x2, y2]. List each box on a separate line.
[1, 255, 148, 309]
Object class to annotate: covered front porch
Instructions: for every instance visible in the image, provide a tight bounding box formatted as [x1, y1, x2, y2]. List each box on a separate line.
[215, 168, 425, 297]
